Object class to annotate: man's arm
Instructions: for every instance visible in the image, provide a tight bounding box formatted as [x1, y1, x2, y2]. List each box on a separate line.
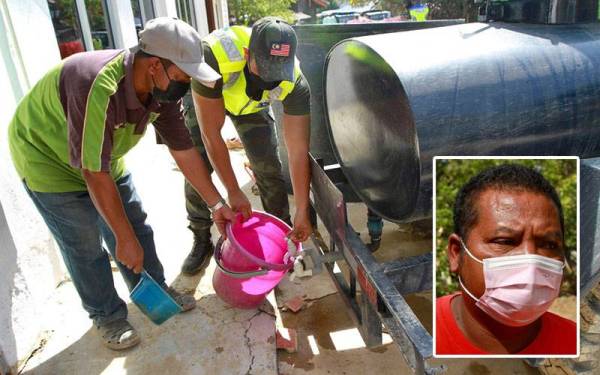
[192, 90, 252, 218]
[282, 113, 312, 242]
[82, 170, 144, 273]
[169, 146, 235, 234]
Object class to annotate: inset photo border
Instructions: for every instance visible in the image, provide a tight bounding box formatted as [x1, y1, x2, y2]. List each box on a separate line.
[432, 156, 580, 359]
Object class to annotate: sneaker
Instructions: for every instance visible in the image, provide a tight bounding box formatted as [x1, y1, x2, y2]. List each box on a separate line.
[181, 232, 214, 275]
[166, 287, 197, 312]
[97, 319, 140, 351]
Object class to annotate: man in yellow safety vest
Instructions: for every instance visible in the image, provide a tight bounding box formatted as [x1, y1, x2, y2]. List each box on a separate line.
[180, 17, 312, 274]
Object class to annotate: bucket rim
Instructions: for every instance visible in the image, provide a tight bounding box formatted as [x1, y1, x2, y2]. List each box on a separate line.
[225, 210, 299, 271]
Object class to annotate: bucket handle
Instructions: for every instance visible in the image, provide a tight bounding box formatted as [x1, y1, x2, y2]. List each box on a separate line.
[213, 237, 270, 279]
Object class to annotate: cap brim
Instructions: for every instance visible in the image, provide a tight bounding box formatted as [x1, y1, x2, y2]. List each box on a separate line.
[255, 55, 295, 82]
[176, 61, 221, 88]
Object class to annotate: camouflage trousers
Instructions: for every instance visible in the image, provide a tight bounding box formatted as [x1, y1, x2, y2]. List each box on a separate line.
[182, 92, 291, 235]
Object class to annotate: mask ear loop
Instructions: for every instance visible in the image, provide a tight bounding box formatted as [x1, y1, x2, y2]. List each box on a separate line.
[559, 256, 567, 270]
[459, 238, 483, 264]
[458, 276, 480, 302]
[457, 238, 483, 302]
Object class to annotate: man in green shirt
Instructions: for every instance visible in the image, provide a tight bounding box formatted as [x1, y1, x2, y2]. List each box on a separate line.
[180, 18, 312, 275]
[8, 18, 234, 350]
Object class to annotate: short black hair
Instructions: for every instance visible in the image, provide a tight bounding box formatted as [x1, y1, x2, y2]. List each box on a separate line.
[134, 48, 173, 67]
[453, 163, 564, 241]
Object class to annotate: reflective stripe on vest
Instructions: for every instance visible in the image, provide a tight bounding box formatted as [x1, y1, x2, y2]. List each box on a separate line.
[205, 26, 300, 116]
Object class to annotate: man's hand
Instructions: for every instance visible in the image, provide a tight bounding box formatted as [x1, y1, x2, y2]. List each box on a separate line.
[116, 235, 145, 274]
[289, 208, 312, 243]
[82, 169, 145, 274]
[213, 204, 236, 237]
[228, 189, 252, 219]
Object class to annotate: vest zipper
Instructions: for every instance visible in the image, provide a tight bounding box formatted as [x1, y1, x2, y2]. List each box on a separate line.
[238, 99, 253, 116]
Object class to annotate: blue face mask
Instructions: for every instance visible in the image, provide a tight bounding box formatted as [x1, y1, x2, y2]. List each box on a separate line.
[152, 60, 190, 103]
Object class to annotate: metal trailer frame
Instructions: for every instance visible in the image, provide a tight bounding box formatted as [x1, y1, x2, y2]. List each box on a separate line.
[305, 155, 440, 374]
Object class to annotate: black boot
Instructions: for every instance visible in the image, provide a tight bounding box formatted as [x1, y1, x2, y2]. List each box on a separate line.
[181, 229, 214, 275]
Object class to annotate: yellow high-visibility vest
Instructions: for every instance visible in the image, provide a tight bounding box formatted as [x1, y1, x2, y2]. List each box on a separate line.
[204, 26, 301, 116]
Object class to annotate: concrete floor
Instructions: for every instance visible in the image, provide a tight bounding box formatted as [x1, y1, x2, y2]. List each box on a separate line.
[17, 121, 573, 374]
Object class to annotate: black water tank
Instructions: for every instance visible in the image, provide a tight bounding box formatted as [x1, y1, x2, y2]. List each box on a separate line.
[325, 22, 600, 222]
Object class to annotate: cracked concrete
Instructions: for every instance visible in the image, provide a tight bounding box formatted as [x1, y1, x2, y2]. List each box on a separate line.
[17, 334, 50, 374]
[242, 311, 263, 375]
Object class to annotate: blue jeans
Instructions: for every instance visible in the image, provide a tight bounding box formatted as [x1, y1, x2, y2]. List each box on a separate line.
[24, 173, 165, 327]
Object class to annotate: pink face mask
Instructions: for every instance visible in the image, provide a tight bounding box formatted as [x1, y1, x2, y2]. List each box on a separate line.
[458, 240, 565, 327]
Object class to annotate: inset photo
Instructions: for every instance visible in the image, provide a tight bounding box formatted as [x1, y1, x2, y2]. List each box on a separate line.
[433, 157, 579, 358]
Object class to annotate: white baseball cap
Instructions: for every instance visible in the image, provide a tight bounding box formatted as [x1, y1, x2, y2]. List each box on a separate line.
[139, 17, 220, 85]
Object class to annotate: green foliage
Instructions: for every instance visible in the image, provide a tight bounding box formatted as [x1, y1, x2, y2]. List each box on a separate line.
[428, 0, 478, 21]
[84, 0, 106, 30]
[227, 0, 296, 25]
[349, 0, 407, 16]
[54, 0, 77, 26]
[324, 0, 341, 11]
[53, 0, 108, 33]
[350, 0, 479, 21]
[435, 159, 577, 297]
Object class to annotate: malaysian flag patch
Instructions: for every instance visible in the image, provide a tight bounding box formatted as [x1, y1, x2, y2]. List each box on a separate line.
[270, 43, 290, 57]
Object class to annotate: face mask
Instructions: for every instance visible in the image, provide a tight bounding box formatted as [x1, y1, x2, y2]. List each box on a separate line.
[152, 61, 190, 103]
[244, 65, 280, 91]
[458, 239, 564, 327]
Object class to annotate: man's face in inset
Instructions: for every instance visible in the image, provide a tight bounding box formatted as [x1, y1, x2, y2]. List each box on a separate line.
[449, 188, 565, 301]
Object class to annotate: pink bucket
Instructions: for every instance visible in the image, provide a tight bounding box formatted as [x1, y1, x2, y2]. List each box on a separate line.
[212, 211, 300, 309]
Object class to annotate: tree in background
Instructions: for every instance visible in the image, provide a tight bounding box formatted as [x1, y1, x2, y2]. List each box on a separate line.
[349, 0, 478, 21]
[428, 0, 478, 21]
[228, 0, 296, 25]
[435, 159, 577, 298]
[51, 0, 77, 28]
[323, 0, 341, 11]
[349, 0, 408, 16]
[84, 0, 106, 31]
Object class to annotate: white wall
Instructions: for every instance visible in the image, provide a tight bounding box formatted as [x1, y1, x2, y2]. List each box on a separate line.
[107, 0, 139, 49]
[153, 0, 179, 18]
[154, 0, 224, 34]
[193, 0, 210, 36]
[213, 0, 229, 29]
[0, 0, 66, 372]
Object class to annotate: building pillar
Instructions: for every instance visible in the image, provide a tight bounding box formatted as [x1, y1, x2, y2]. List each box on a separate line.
[154, 0, 179, 18]
[107, 0, 139, 49]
